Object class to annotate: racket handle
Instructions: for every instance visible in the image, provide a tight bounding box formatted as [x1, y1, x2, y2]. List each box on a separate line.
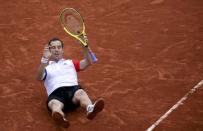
[88, 49, 98, 62]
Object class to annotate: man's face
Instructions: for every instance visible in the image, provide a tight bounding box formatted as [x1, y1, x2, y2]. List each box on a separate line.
[49, 40, 64, 61]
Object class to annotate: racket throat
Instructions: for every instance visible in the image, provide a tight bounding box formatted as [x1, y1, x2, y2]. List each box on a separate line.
[78, 34, 88, 47]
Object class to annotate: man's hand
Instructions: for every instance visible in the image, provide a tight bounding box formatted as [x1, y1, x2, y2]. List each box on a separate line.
[43, 44, 52, 59]
[77, 34, 89, 47]
[83, 34, 88, 43]
[37, 44, 51, 80]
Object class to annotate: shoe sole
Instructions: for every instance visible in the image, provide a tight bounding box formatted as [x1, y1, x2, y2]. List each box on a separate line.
[87, 98, 105, 120]
[52, 112, 70, 128]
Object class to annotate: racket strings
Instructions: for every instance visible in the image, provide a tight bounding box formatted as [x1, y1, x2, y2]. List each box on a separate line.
[61, 10, 83, 35]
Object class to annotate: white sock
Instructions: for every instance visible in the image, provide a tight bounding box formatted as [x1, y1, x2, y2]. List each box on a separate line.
[86, 105, 94, 113]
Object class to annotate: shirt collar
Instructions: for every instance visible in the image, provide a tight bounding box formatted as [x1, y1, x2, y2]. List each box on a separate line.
[49, 58, 65, 64]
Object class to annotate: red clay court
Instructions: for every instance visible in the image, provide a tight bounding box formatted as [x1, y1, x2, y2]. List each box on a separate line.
[0, 0, 202, 131]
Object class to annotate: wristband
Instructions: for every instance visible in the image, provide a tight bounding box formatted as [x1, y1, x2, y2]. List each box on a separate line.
[41, 57, 49, 64]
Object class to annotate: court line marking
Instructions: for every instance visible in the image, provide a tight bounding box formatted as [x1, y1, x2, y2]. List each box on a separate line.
[146, 80, 203, 131]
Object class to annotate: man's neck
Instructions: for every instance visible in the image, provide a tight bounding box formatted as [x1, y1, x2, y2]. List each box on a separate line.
[52, 58, 63, 63]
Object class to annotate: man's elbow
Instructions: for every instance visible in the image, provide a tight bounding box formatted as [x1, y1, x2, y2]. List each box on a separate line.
[36, 73, 43, 81]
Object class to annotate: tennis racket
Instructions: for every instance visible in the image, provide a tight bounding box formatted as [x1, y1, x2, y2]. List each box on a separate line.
[60, 8, 97, 62]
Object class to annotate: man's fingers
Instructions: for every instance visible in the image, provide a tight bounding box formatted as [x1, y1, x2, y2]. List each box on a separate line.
[44, 47, 49, 50]
[44, 44, 50, 50]
[44, 43, 50, 49]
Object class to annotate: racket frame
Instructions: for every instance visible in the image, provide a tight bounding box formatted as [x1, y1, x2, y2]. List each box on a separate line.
[60, 8, 88, 47]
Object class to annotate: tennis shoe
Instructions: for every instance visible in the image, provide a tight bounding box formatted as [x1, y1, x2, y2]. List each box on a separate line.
[87, 98, 104, 120]
[52, 111, 70, 128]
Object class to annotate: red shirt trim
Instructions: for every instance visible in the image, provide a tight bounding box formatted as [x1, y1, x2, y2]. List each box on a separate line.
[72, 60, 80, 72]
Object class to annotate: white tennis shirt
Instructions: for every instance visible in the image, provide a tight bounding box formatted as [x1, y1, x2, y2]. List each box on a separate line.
[42, 59, 80, 96]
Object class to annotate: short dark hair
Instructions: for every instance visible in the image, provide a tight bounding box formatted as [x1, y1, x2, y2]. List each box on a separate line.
[48, 38, 64, 48]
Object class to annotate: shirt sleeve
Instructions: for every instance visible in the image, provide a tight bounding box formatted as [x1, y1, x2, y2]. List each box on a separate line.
[42, 69, 47, 80]
[72, 60, 80, 72]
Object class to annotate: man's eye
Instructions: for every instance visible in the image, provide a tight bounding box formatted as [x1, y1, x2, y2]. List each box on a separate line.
[51, 47, 55, 49]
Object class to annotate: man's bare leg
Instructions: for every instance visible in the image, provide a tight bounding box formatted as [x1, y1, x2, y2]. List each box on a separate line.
[72, 89, 104, 120]
[48, 99, 69, 127]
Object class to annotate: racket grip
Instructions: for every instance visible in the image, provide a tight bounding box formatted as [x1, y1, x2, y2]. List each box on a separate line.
[88, 50, 98, 62]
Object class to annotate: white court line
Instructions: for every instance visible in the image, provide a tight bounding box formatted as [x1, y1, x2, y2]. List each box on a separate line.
[146, 80, 203, 131]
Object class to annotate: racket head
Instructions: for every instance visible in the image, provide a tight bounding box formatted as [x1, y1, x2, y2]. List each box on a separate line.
[60, 8, 85, 36]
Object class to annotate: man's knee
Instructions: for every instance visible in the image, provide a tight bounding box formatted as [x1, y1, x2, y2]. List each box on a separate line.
[48, 99, 64, 110]
[75, 89, 88, 98]
[73, 89, 88, 102]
